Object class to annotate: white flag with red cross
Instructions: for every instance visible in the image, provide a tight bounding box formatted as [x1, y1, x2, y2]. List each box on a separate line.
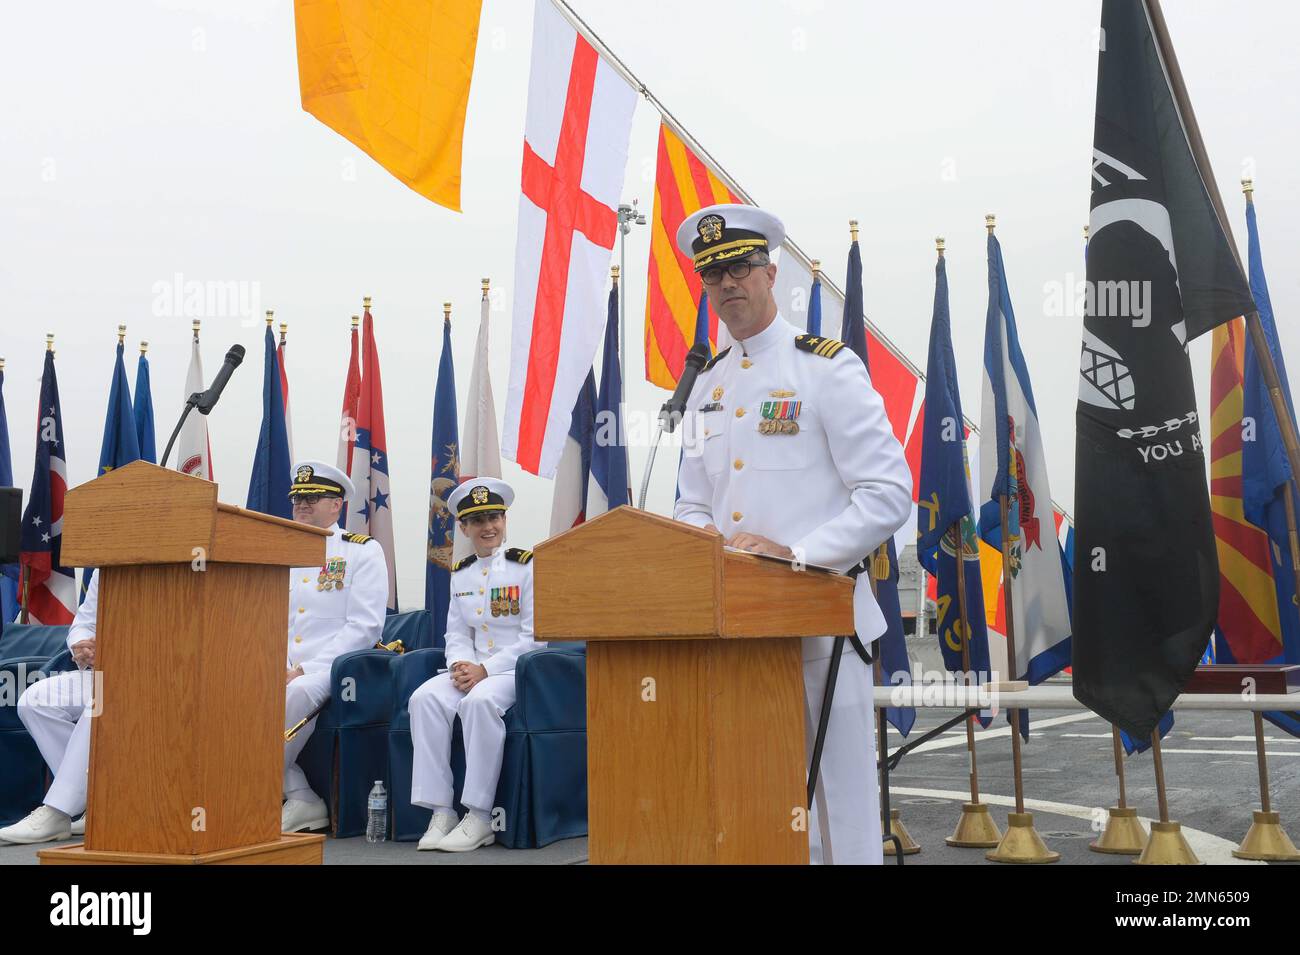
[502, 0, 636, 478]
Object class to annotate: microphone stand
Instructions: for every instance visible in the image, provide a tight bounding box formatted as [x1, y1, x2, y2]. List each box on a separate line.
[159, 393, 203, 470]
[637, 423, 666, 510]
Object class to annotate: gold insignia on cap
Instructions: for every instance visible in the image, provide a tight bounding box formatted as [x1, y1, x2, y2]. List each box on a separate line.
[471, 485, 489, 505]
[698, 214, 725, 244]
[296, 465, 313, 484]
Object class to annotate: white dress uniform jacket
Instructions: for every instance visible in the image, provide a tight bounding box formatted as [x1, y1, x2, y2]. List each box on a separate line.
[409, 547, 544, 815]
[282, 529, 387, 800]
[443, 547, 541, 676]
[286, 530, 388, 676]
[675, 313, 912, 653]
[673, 313, 912, 864]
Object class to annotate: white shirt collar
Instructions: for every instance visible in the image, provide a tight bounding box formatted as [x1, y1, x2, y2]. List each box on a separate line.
[737, 312, 792, 357]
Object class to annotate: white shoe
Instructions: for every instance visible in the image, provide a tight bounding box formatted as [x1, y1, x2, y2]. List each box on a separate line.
[71, 815, 85, 836]
[281, 797, 329, 833]
[436, 813, 495, 852]
[417, 811, 458, 851]
[0, 806, 72, 845]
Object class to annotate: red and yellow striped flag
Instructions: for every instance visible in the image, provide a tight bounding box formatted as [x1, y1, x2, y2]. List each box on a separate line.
[1210, 317, 1284, 660]
[644, 123, 741, 389]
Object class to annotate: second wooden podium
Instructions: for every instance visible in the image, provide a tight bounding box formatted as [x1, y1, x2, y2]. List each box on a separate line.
[534, 506, 855, 864]
[38, 461, 329, 865]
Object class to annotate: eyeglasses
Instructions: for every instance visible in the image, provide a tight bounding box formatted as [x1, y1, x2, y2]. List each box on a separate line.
[699, 258, 768, 286]
[292, 493, 333, 506]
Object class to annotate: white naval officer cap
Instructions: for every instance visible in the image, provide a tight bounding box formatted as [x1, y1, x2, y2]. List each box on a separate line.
[289, 460, 355, 501]
[676, 203, 787, 272]
[447, 477, 515, 519]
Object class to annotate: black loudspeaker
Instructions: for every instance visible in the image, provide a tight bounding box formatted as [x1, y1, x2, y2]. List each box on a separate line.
[0, 488, 21, 563]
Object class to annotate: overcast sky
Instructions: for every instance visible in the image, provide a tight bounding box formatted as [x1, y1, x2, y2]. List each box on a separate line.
[3, 0, 1298, 607]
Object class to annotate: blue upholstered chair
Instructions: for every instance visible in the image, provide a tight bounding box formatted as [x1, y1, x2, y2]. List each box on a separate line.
[0, 624, 72, 825]
[387, 642, 588, 848]
[295, 609, 433, 837]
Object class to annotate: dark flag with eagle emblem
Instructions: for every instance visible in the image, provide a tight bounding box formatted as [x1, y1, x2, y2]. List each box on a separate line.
[1072, 0, 1256, 738]
[426, 310, 460, 633]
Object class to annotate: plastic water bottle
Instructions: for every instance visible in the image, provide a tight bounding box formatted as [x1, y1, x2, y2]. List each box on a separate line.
[365, 781, 388, 843]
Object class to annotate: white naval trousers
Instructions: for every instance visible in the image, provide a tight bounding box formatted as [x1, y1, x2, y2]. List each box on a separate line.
[803, 644, 883, 865]
[16, 670, 97, 818]
[283, 670, 332, 801]
[408, 672, 515, 815]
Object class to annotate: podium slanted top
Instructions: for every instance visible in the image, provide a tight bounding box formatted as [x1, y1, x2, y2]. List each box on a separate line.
[61, 460, 329, 568]
[533, 505, 853, 641]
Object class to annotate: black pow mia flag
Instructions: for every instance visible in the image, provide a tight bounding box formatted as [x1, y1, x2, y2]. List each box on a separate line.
[1072, 0, 1255, 739]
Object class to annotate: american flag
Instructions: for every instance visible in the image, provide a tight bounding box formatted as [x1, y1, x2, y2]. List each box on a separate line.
[20, 348, 76, 624]
[347, 304, 397, 611]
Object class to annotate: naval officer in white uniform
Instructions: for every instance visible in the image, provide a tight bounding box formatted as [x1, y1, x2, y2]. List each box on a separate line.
[281, 460, 388, 833]
[672, 204, 912, 865]
[408, 477, 542, 852]
[0, 570, 101, 844]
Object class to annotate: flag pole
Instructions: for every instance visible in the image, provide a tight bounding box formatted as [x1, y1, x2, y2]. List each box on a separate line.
[1228, 179, 1300, 861]
[1136, 727, 1200, 864]
[929, 238, 999, 851]
[1089, 725, 1148, 854]
[983, 216, 1057, 865]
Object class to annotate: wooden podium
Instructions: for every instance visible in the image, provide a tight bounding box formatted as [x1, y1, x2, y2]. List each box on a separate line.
[38, 461, 330, 865]
[533, 506, 855, 864]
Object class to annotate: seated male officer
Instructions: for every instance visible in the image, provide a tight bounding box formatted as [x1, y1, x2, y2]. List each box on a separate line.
[0, 570, 101, 844]
[281, 460, 388, 833]
[408, 477, 542, 852]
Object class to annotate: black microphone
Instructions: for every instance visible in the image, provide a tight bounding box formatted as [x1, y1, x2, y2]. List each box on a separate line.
[192, 344, 246, 415]
[160, 344, 246, 469]
[659, 343, 712, 434]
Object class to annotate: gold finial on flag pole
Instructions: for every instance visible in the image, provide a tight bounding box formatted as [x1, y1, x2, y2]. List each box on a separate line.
[192, 319, 201, 341]
[611, 264, 620, 283]
[936, 237, 945, 257]
[481, 277, 490, 299]
[1242, 178, 1254, 203]
[351, 314, 360, 331]
[443, 301, 452, 324]
[117, 324, 126, 345]
[265, 310, 274, 327]
[849, 219, 859, 243]
[279, 322, 287, 345]
[363, 296, 372, 311]
[140, 341, 149, 355]
[1083, 224, 1090, 242]
[985, 214, 996, 235]
[0, 358, 5, 371]
[811, 259, 820, 279]
[46, 334, 55, 352]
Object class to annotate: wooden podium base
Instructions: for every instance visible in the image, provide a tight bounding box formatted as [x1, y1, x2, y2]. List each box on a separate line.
[38, 833, 324, 866]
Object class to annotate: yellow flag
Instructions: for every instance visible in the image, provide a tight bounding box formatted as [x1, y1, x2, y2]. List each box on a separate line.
[294, 0, 483, 212]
